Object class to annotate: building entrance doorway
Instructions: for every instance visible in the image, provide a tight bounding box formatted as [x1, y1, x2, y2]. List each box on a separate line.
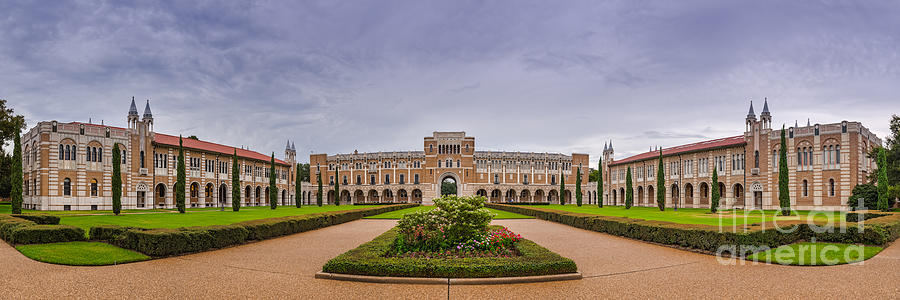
[754, 191, 762, 209]
[441, 177, 457, 196]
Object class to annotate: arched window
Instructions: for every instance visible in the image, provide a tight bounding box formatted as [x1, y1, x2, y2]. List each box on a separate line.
[836, 146, 841, 164]
[98, 147, 103, 162]
[63, 178, 72, 196]
[87, 147, 93, 162]
[437, 160, 441, 168]
[796, 148, 801, 167]
[65, 145, 71, 160]
[90, 179, 98, 196]
[399, 174, 405, 184]
[829, 179, 835, 197]
[456, 160, 460, 168]
[494, 174, 500, 184]
[754, 150, 759, 169]
[59, 144, 64, 160]
[140, 151, 145, 168]
[802, 180, 808, 197]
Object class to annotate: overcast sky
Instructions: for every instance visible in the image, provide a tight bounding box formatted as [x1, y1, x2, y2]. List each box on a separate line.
[3, 0, 899, 165]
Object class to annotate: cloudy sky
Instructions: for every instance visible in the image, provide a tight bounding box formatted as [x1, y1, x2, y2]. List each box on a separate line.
[3, 0, 899, 165]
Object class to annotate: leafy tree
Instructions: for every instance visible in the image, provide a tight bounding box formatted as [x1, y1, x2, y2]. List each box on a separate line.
[575, 168, 583, 207]
[559, 172, 565, 205]
[0, 100, 25, 199]
[176, 136, 186, 213]
[656, 150, 665, 211]
[877, 147, 890, 211]
[881, 115, 900, 185]
[299, 163, 311, 182]
[441, 179, 457, 195]
[269, 153, 277, 209]
[588, 168, 600, 182]
[625, 166, 633, 209]
[295, 163, 302, 208]
[10, 128, 22, 214]
[778, 126, 790, 216]
[112, 143, 122, 215]
[186, 135, 199, 140]
[597, 159, 603, 208]
[710, 167, 720, 213]
[231, 150, 241, 211]
[333, 168, 340, 206]
[848, 183, 879, 210]
[316, 171, 323, 207]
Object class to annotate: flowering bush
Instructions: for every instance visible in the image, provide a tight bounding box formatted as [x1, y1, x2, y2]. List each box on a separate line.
[394, 227, 522, 259]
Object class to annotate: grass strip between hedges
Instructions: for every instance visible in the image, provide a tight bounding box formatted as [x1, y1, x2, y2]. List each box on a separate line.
[746, 242, 882, 266]
[16, 241, 150, 266]
[322, 227, 577, 278]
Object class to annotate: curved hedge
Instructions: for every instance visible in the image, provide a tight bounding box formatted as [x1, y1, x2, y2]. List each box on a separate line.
[486, 204, 900, 255]
[93, 204, 417, 257]
[322, 227, 577, 278]
[0, 214, 85, 245]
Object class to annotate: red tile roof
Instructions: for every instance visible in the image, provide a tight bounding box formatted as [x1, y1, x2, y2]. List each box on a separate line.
[154, 133, 289, 166]
[609, 135, 745, 166]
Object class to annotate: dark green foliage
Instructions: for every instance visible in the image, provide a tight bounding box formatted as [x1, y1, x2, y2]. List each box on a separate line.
[316, 172, 323, 207]
[322, 227, 578, 278]
[848, 183, 879, 210]
[597, 159, 603, 208]
[846, 213, 890, 223]
[441, 180, 457, 195]
[877, 148, 890, 211]
[0, 100, 25, 200]
[92, 205, 416, 257]
[231, 150, 241, 211]
[656, 150, 665, 211]
[112, 143, 122, 215]
[333, 168, 340, 206]
[176, 136, 186, 213]
[11, 214, 59, 224]
[0, 215, 84, 244]
[295, 163, 302, 208]
[711, 167, 720, 213]
[575, 168, 583, 207]
[778, 126, 791, 216]
[269, 153, 277, 210]
[559, 172, 565, 205]
[625, 167, 633, 209]
[11, 128, 22, 214]
[588, 168, 600, 182]
[882, 115, 900, 186]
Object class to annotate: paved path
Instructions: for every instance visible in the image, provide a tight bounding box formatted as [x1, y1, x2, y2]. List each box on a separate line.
[3, 219, 900, 299]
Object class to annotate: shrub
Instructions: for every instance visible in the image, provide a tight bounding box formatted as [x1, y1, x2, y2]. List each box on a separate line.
[848, 184, 879, 210]
[395, 195, 493, 252]
[0, 215, 84, 244]
[846, 213, 890, 223]
[10, 214, 60, 225]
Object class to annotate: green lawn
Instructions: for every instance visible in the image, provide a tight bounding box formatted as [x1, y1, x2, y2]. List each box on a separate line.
[58, 205, 384, 234]
[529, 205, 841, 226]
[365, 206, 533, 219]
[16, 242, 150, 266]
[746, 242, 882, 265]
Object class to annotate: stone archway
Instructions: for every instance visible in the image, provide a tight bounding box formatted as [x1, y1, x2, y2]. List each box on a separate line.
[439, 172, 460, 196]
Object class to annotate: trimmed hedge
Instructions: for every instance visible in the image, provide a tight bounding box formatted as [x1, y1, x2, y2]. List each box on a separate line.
[353, 202, 410, 206]
[11, 214, 60, 225]
[846, 212, 891, 223]
[486, 204, 900, 255]
[322, 227, 577, 278]
[94, 204, 417, 257]
[496, 202, 550, 206]
[0, 215, 85, 245]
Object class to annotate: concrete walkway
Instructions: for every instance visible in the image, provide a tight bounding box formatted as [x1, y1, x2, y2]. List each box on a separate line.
[3, 218, 900, 299]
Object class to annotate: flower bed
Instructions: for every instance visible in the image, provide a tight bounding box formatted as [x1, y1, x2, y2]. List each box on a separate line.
[391, 227, 522, 259]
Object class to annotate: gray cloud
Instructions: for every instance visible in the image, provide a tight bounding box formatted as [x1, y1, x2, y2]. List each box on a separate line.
[2, 0, 899, 166]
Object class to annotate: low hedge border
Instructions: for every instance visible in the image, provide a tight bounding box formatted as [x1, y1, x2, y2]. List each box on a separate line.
[93, 204, 418, 257]
[486, 204, 900, 256]
[321, 227, 578, 278]
[495, 202, 550, 206]
[846, 212, 891, 223]
[353, 202, 411, 205]
[0, 214, 85, 245]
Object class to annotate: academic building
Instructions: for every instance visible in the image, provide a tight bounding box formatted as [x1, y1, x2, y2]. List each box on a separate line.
[305, 131, 595, 205]
[603, 100, 882, 211]
[20, 99, 296, 211]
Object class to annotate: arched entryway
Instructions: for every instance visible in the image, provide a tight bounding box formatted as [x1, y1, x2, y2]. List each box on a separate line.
[219, 184, 227, 207]
[368, 189, 379, 203]
[733, 183, 744, 207]
[506, 189, 516, 202]
[354, 190, 365, 203]
[699, 182, 709, 205]
[205, 183, 214, 207]
[155, 183, 166, 207]
[398, 189, 408, 202]
[255, 186, 262, 205]
[383, 189, 394, 202]
[190, 182, 200, 207]
[245, 186, 251, 205]
[520, 190, 531, 202]
[671, 184, 679, 208]
[440, 173, 459, 196]
[490, 189, 501, 202]
[341, 190, 350, 204]
[534, 189, 545, 203]
[476, 189, 487, 197]
[548, 189, 559, 203]
[637, 186, 644, 206]
[282, 190, 288, 206]
[685, 183, 694, 206]
[412, 189, 422, 203]
[612, 189, 617, 205]
[647, 185, 655, 205]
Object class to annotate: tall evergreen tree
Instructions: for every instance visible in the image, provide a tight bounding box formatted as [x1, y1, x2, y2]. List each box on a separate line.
[598, 159, 604, 208]
[231, 149, 241, 211]
[710, 167, 720, 213]
[575, 168, 583, 207]
[316, 171, 323, 207]
[778, 126, 791, 216]
[333, 168, 341, 206]
[112, 143, 122, 215]
[269, 153, 277, 209]
[295, 163, 302, 208]
[176, 136, 186, 213]
[625, 166, 634, 209]
[558, 172, 565, 205]
[877, 147, 890, 211]
[656, 149, 666, 211]
[10, 128, 22, 214]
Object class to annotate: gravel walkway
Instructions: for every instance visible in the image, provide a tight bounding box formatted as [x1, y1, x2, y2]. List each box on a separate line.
[4, 218, 900, 299]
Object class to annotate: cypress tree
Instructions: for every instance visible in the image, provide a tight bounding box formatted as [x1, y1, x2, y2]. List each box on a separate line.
[575, 168, 583, 207]
[625, 166, 633, 209]
[231, 150, 241, 211]
[112, 143, 122, 215]
[316, 171, 323, 207]
[176, 136, 186, 213]
[334, 168, 340, 206]
[656, 149, 666, 211]
[559, 172, 565, 205]
[710, 167, 720, 213]
[778, 126, 790, 216]
[10, 129, 22, 214]
[877, 147, 890, 211]
[269, 153, 277, 209]
[295, 163, 302, 208]
[598, 158, 604, 208]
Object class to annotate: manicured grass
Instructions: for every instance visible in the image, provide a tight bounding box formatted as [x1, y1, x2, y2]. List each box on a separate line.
[59, 205, 384, 234]
[533, 205, 841, 226]
[16, 241, 150, 266]
[364, 206, 533, 219]
[746, 242, 882, 265]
